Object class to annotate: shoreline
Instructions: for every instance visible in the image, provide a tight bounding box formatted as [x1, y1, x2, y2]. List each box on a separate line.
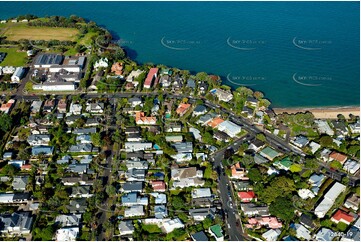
[272, 106, 360, 119]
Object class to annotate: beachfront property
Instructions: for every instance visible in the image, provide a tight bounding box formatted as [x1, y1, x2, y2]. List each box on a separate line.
[144, 68, 158, 89]
[210, 88, 233, 102]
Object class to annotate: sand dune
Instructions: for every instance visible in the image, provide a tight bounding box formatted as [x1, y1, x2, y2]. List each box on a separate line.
[273, 106, 360, 119]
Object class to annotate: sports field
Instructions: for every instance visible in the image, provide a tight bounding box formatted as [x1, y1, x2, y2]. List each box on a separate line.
[0, 22, 79, 41]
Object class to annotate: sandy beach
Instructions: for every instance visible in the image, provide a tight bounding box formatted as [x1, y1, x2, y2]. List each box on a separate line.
[273, 106, 360, 119]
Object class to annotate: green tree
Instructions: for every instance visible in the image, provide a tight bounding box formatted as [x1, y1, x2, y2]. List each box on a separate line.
[0, 113, 12, 132]
[290, 164, 302, 173]
[248, 168, 263, 182]
[269, 196, 295, 222]
[0, 164, 20, 176]
[91, 133, 102, 147]
[320, 135, 333, 147]
[171, 195, 186, 210]
[337, 222, 349, 232]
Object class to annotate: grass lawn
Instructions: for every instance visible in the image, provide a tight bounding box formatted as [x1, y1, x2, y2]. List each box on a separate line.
[0, 47, 27, 66]
[0, 22, 79, 41]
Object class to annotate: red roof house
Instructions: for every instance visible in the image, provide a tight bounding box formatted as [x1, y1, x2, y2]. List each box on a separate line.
[144, 68, 158, 89]
[238, 191, 257, 203]
[150, 181, 166, 192]
[331, 210, 355, 225]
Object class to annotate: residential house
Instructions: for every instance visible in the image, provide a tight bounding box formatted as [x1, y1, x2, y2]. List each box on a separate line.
[189, 127, 202, 141]
[217, 120, 242, 138]
[76, 134, 92, 144]
[291, 135, 309, 148]
[292, 223, 312, 240]
[69, 186, 93, 198]
[197, 113, 218, 125]
[314, 182, 346, 218]
[273, 157, 293, 171]
[161, 218, 184, 233]
[344, 194, 360, 211]
[150, 181, 166, 192]
[207, 117, 224, 129]
[208, 224, 224, 241]
[315, 120, 334, 136]
[260, 147, 280, 161]
[198, 81, 208, 94]
[31, 146, 54, 156]
[241, 203, 269, 217]
[192, 188, 212, 199]
[69, 102, 82, 115]
[309, 173, 326, 195]
[314, 228, 336, 241]
[233, 181, 252, 191]
[246, 97, 258, 106]
[86, 103, 104, 114]
[165, 123, 182, 133]
[125, 169, 146, 182]
[67, 198, 87, 213]
[0, 99, 15, 114]
[10, 67, 25, 83]
[121, 182, 144, 193]
[124, 142, 152, 152]
[331, 120, 349, 136]
[329, 151, 348, 165]
[165, 135, 183, 143]
[191, 231, 209, 241]
[214, 130, 230, 142]
[246, 217, 282, 229]
[172, 142, 193, 153]
[242, 106, 254, 118]
[121, 193, 148, 206]
[94, 57, 108, 70]
[254, 154, 268, 164]
[176, 103, 191, 116]
[189, 207, 216, 221]
[43, 100, 55, 113]
[186, 79, 196, 89]
[68, 143, 93, 153]
[309, 141, 321, 154]
[331, 210, 355, 225]
[144, 68, 158, 89]
[210, 88, 233, 102]
[111, 62, 123, 75]
[128, 97, 143, 107]
[126, 159, 149, 170]
[73, 127, 97, 135]
[12, 176, 29, 191]
[124, 205, 145, 218]
[0, 212, 33, 235]
[193, 105, 207, 116]
[262, 229, 281, 241]
[55, 214, 81, 227]
[150, 193, 167, 204]
[154, 205, 168, 219]
[27, 134, 50, 146]
[299, 214, 316, 230]
[30, 100, 43, 114]
[118, 220, 135, 236]
[135, 112, 156, 125]
[249, 139, 265, 152]
[238, 191, 257, 203]
[343, 159, 360, 174]
[171, 167, 204, 188]
[320, 148, 332, 162]
[56, 227, 79, 241]
[57, 99, 67, 113]
[230, 163, 248, 180]
[349, 120, 360, 134]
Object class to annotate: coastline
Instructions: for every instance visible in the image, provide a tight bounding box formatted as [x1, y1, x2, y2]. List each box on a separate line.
[272, 106, 360, 119]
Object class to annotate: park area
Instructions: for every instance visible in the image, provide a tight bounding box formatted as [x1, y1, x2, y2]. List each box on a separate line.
[0, 47, 27, 66]
[0, 22, 79, 41]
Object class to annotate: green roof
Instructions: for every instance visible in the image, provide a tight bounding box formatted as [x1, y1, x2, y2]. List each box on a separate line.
[274, 157, 293, 168]
[210, 224, 223, 238]
[260, 147, 279, 160]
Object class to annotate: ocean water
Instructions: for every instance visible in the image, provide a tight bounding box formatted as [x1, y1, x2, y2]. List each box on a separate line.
[0, 1, 359, 108]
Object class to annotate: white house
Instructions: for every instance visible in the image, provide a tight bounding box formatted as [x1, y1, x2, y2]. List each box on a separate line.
[124, 205, 145, 218]
[94, 58, 109, 70]
[262, 229, 281, 241]
[161, 218, 184, 233]
[33, 82, 76, 91]
[11, 67, 25, 83]
[56, 227, 79, 241]
[217, 120, 242, 138]
[314, 182, 346, 218]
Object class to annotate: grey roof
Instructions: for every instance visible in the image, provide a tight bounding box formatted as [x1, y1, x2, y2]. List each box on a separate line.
[172, 142, 193, 153]
[191, 231, 209, 241]
[154, 205, 168, 219]
[254, 154, 268, 164]
[241, 203, 270, 216]
[12, 176, 29, 191]
[315, 228, 335, 241]
[189, 207, 216, 218]
[0, 212, 33, 234]
[186, 79, 196, 88]
[343, 226, 360, 241]
[122, 182, 143, 192]
[122, 192, 137, 204]
[242, 106, 254, 114]
[194, 105, 207, 113]
[68, 164, 89, 174]
[55, 214, 81, 227]
[67, 198, 87, 213]
[31, 146, 54, 156]
[299, 214, 315, 229]
[70, 186, 91, 196]
[73, 128, 97, 135]
[34, 53, 63, 66]
[68, 144, 93, 153]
